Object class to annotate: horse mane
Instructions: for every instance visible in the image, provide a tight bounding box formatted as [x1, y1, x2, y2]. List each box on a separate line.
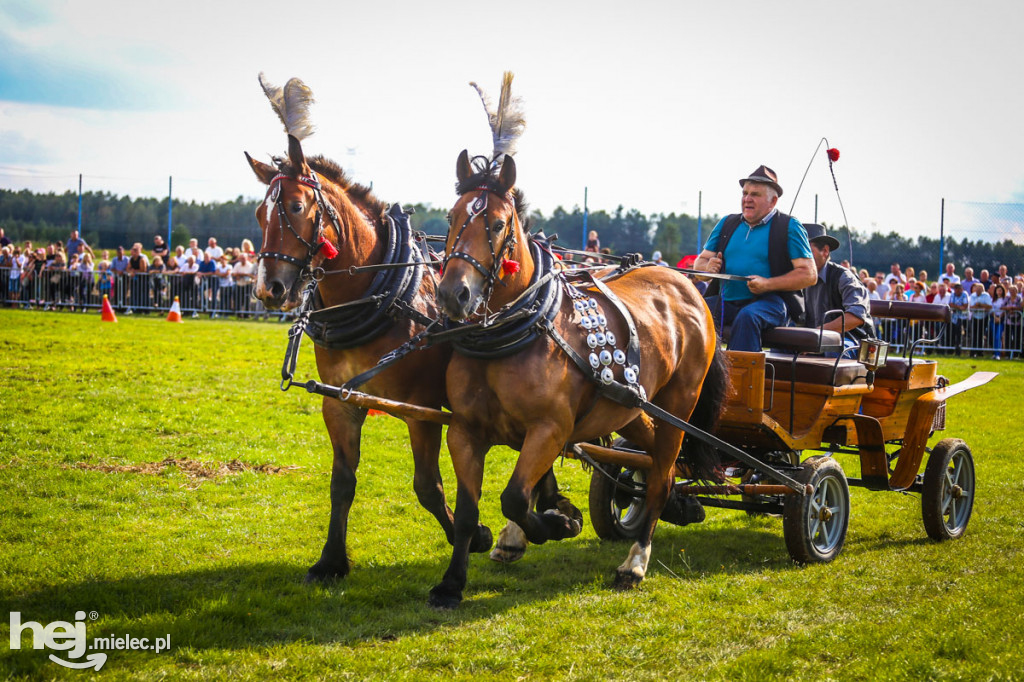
[455, 154, 531, 229]
[272, 154, 387, 218]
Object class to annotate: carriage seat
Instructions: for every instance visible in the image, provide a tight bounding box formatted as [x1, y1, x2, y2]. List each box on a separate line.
[761, 327, 868, 386]
[874, 356, 935, 381]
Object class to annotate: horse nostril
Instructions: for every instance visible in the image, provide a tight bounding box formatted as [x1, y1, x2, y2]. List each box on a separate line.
[455, 285, 471, 308]
[269, 281, 285, 300]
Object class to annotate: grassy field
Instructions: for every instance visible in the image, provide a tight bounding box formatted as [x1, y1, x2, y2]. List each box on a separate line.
[2, 308, 1023, 681]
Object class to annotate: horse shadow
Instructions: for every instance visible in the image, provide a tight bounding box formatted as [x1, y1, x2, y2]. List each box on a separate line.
[1, 521, 791, 674]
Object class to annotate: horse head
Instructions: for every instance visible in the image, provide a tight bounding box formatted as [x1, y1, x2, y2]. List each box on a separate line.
[438, 72, 530, 321]
[248, 133, 350, 310]
[438, 151, 531, 320]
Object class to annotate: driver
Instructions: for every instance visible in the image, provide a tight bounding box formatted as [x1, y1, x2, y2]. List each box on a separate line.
[694, 165, 816, 352]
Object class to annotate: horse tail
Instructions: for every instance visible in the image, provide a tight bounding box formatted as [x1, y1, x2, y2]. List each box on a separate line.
[680, 344, 730, 481]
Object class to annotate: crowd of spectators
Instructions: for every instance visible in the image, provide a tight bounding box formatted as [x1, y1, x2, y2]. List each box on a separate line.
[0, 229, 261, 318]
[2, 226, 1022, 357]
[845, 260, 1023, 359]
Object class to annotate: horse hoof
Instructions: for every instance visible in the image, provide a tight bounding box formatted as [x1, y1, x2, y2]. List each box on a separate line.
[556, 498, 584, 526]
[469, 524, 494, 554]
[428, 585, 463, 610]
[613, 570, 643, 591]
[489, 544, 526, 563]
[304, 562, 349, 585]
[543, 509, 583, 539]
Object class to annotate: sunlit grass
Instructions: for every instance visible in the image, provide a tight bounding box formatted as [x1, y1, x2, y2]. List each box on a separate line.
[2, 308, 1022, 680]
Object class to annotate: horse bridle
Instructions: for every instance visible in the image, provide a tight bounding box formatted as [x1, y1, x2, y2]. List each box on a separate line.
[444, 188, 519, 307]
[258, 171, 341, 276]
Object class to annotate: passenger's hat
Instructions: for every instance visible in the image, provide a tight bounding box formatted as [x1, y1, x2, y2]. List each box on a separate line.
[739, 165, 783, 197]
[803, 223, 840, 251]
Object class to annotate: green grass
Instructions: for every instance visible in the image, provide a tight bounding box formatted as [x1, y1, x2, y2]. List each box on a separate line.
[2, 308, 1023, 680]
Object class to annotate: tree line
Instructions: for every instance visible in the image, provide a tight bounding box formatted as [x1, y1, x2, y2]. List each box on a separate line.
[2, 188, 1021, 278]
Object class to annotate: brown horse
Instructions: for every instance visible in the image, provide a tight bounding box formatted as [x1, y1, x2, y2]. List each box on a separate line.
[245, 74, 498, 582]
[428, 145, 726, 608]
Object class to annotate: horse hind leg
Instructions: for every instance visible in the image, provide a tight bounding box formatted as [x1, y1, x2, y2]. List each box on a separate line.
[613, 390, 698, 590]
[491, 467, 577, 563]
[408, 419, 493, 554]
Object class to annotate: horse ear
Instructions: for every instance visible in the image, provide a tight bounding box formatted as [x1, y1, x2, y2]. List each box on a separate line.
[456, 149, 473, 184]
[288, 134, 311, 175]
[497, 155, 516, 194]
[245, 152, 277, 185]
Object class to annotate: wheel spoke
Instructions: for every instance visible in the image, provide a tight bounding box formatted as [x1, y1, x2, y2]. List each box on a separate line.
[809, 517, 822, 542]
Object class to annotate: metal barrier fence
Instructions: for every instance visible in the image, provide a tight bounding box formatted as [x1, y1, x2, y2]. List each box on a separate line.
[874, 315, 1021, 359]
[3, 267, 1021, 357]
[0, 267, 290, 320]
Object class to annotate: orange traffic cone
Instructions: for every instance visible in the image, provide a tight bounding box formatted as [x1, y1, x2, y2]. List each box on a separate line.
[166, 296, 184, 323]
[101, 294, 118, 322]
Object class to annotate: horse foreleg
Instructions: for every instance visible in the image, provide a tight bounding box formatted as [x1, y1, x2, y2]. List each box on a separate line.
[491, 467, 578, 564]
[500, 425, 583, 547]
[305, 397, 365, 584]
[408, 419, 493, 554]
[428, 423, 487, 609]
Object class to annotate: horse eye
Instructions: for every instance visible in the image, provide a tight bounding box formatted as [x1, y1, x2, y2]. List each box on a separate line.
[290, 201, 304, 214]
[491, 220, 505, 232]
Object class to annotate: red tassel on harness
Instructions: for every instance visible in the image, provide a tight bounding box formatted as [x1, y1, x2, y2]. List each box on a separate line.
[827, 147, 840, 162]
[501, 258, 520, 278]
[318, 236, 339, 259]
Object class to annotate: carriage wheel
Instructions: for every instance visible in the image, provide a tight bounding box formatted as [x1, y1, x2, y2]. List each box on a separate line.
[922, 438, 975, 541]
[782, 456, 850, 564]
[589, 462, 647, 541]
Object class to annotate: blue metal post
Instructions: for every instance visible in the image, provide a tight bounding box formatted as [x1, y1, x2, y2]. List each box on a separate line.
[939, 197, 945, 274]
[167, 176, 173, 247]
[696, 190, 702, 252]
[582, 187, 588, 250]
[77, 174, 82, 234]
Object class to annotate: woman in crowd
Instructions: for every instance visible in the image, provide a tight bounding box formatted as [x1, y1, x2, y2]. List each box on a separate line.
[1004, 285, 1022, 358]
[240, 239, 256, 260]
[214, 254, 234, 316]
[76, 252, 94, 310]
[45, 250, 68, 309]
[990, 284, 1007, 360]
[968, 282, 992, 357]
[149, 256, 167, 307]
[910, 281, 928, 303]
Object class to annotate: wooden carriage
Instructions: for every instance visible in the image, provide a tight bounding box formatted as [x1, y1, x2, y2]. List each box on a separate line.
[580, 300, 996, 564]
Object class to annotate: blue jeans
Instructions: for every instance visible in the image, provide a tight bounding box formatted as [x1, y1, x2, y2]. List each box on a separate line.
[706, 294, 789, 352]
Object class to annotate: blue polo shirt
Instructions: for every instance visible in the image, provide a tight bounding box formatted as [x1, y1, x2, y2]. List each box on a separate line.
[703, 210, 812, 301]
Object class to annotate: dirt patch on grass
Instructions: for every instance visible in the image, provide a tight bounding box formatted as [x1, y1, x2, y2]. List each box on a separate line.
[69, 457, 303, 480]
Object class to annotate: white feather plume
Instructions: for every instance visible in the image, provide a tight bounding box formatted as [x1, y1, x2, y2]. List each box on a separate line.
[258, 72, 316, 141]
[469, 71, 525, 161]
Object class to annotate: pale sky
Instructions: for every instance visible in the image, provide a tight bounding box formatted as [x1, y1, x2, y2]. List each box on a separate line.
[2, 0, 1022, 243]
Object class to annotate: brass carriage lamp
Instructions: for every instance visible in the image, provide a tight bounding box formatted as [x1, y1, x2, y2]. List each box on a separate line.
[857, 338, 889, 371]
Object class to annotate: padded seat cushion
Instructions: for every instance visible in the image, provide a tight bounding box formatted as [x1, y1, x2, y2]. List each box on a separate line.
[765, 353, 869, 386]
[874, 356, 934, 381]
[762, 327, 843, 354]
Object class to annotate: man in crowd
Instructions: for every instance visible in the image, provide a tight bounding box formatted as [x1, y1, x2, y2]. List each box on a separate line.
[947, 282, 970, 355]
[109, 245, 131, 311]
[939, 263, 960, 286]
[874, 272, 890, 299]
[884, 263, 906, 289]
[0, 228, 11, 248]
[65, 230, 92, 260]
[694, 165, 816, 351]
[152, 235, 169, 262]
[182, 238, 203, 264]
[232, 252, 256, 317]
[801, 224, 873, 354]
[961, 266, 979, 292]
[204, 237, 223, 261]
